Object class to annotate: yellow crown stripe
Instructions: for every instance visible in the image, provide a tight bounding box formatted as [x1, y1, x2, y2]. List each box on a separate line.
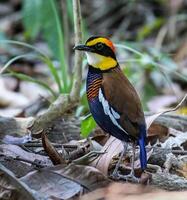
[86, 38, 108, 46]
[86, 37, 115, 52]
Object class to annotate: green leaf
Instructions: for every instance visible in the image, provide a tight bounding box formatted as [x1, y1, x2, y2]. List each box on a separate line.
[22, 0, 64, 60]
[0, 54, 32, 74]
[41, 56, 63, 93]
[67, 0, 73, 25]
[81, 115, 96, 138]
[22, 0, 43, 39]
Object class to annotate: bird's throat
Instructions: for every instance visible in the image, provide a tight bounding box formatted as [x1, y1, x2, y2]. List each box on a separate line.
[86, 52, 117, 70]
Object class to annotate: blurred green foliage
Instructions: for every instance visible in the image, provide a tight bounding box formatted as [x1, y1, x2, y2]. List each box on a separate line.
[137, 18, 164, 41]
[22, 0, 70, 92]
[23, 0, 63, 60]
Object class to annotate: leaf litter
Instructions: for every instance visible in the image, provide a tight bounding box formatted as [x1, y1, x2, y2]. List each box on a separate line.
[0, 92, 186, 199]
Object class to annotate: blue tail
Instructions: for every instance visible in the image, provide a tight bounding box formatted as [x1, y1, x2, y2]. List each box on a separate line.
[138, 125, 147, 170]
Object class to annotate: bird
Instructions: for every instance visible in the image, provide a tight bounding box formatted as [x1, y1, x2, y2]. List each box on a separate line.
[74, 36, 147, 180]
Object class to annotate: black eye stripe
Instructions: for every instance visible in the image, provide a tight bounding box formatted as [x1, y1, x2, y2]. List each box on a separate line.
[91, 43, 116, 59]
[96, 43, 104, 50]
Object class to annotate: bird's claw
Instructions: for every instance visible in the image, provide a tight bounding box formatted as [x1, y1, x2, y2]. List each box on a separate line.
[118, 173, 139, 183]
[110, 172, 139, 183]
[110, 171, 121, 180]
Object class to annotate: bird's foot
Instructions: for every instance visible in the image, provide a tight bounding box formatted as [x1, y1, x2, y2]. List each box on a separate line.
[117, 173, 139, 183]
[110, 171, 139, 183]
[110, 171, 121, 180]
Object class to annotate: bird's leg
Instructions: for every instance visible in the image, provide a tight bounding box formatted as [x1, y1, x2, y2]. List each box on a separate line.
[113, 142, 139, 183]
[122, 142, 139, 182]
[112, 142, 128, 178]
[130, 142, 136, 176]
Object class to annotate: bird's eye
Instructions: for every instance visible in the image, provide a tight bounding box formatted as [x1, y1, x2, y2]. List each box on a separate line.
[96, 43, 104, 50]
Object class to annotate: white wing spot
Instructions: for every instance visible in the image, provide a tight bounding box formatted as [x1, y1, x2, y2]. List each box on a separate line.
[98, 88, 128, 135]
[111, 108, 120, 119]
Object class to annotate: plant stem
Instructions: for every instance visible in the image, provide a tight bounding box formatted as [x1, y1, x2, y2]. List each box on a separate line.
[61, 0, 70, 68]
[70, 0, 83, 102]
[0, 54, 32, 74]
[49, 0, 68, 92]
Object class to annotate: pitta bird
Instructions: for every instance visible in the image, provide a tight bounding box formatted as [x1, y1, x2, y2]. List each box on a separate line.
[74, 36, 147, 180]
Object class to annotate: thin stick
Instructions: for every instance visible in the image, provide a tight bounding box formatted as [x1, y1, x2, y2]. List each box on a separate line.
[149, 147, 187, 155]
[12, 157, 46, 168]
[23, 143, 78, 149]
[61, 0, 70, 67]
[70, 0, 83, 102]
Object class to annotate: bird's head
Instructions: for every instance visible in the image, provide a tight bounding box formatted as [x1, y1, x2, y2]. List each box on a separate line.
[74, 36, 117, 71]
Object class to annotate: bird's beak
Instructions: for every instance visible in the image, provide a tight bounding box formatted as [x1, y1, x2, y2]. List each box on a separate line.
[73, 44, 93, 52]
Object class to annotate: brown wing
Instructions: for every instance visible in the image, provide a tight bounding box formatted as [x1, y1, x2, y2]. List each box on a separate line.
[102, 66, 145, 138]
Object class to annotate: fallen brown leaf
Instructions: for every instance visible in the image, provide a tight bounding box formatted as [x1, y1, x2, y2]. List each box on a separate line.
[90, 136, 123, 175]
[147, 123, 169, 144]
[0, 144, 51, 165]
[20, 167, 82, 199]
[146, 94, 187, 129]
[42, 132, 66, 165]
[0, 163, 40, 200]
[20, 163, 110, 199]
[52, 163, 110, 190]
[177, 163, 187, 179]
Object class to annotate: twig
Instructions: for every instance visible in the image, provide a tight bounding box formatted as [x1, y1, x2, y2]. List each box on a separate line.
[12, 157, 46, 168]
[147, 147, 187, 155]
[23, 143, 78, 149]
[70, 0, 83, 101]
[170, 150, 187, 155]
[73, 151, 106, 165]
[61, 0, 70, 67]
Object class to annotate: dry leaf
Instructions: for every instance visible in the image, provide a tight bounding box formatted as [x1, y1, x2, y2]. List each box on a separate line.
[20, 163, 110, 199]
[161, 129, 187, 149]
[0, 144, 51, 165]
[146, 94, 187, 129]
[0, 116, 34, 138]
[20, 81, 48, 101]
[90, 136, 123, 175]
[0, 163, 41, 200]
[52, 163, 110, 191]
[20, 168, 82, 199]
[2, 135, 32, 145]
[147, 123, 169, 144]
[147, 95, 178, 112]
[42, 132, 66, 165]
[177, 163, 187, 179]
[0, 78, 29, 109]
